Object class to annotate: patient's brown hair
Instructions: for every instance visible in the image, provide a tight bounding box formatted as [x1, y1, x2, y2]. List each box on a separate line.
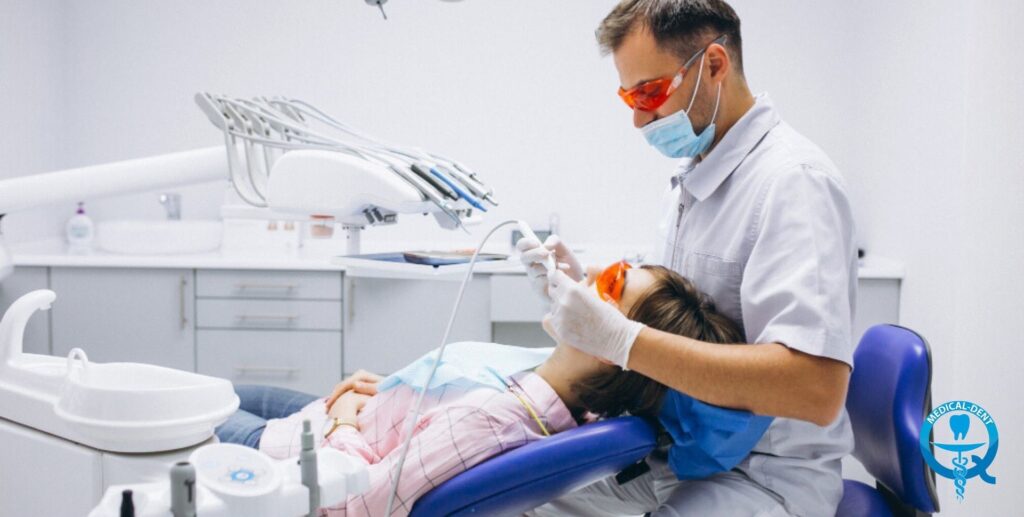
[574, 265, 744, 419]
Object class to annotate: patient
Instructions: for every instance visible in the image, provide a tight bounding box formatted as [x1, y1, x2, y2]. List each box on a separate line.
[215, 265, 743, 516]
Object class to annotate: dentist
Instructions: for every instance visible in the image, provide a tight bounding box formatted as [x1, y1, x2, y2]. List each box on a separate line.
[520, 1, 857, 516]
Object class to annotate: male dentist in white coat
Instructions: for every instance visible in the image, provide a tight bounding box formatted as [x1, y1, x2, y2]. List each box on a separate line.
[520, 1, 858, 515]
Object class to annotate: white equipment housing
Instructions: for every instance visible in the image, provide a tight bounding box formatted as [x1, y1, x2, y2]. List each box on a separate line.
[268, 150, 425, 224]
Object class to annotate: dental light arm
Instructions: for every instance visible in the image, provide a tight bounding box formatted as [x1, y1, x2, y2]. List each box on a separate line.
[0, 148, 225, 215]
[0, 147, 227, 281]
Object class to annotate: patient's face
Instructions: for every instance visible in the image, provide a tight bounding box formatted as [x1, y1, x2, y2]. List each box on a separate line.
[586, 265, 655, 317]
[617, 267, 655, 317]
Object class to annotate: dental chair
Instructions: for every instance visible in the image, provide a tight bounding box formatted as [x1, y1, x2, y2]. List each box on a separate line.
[837, 324, 941, 517]
[410, 324, 939, 517]
[410, 415, 657, 516]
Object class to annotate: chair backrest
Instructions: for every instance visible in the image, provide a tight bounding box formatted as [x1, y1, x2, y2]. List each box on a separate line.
[847, 324, 939, 514]
[410, 416, 657, 517]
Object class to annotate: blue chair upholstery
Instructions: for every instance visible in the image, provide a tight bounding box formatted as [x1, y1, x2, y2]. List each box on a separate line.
[410, 416, 657, 516]
[838, 324, 940, 516]
[838, 480, 895, 517]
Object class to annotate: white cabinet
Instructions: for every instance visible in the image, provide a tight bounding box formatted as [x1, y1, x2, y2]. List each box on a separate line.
[343, 276, 491, 375]
[50, 268, 195, 371]
[488, 274, 902, 348]
[194, 270, 343, 394]
[0, 266, 51, 355]
[197, 330, 341, 394]
[0, 418, 103, 516]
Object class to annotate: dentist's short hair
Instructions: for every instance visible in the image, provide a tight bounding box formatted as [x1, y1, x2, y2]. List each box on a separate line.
[596, 0, 744, 74]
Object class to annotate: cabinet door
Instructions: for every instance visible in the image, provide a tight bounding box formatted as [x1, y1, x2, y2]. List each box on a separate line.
[50, 268, 195, 371]
[0, 419, 103, 516]
[0, 266, 51, 355]
[343, 276, 491, 375]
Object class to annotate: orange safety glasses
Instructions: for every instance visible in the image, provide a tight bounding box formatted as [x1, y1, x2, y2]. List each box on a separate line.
[617, 35, 727, 112]
[595, 260, 632, 303]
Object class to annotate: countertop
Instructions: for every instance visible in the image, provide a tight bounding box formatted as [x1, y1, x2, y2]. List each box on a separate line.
[9, 239, 906, 279]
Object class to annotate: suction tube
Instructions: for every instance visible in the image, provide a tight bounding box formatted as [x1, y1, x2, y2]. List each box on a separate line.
[384, 219, 523, 516]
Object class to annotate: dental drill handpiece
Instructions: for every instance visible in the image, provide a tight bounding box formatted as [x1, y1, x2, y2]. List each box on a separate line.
[517, 221, 557, 273]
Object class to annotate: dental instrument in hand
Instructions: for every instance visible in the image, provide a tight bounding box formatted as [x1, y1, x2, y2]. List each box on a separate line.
[383, 219, 521, 516]
[517, 220, 557, 272]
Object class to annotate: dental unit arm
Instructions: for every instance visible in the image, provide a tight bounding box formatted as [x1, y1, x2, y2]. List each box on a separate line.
[0, 94, 496, 279]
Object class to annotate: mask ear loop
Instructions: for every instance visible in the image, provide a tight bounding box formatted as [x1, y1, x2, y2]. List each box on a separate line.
[709, 82, 722, 123]
[688, 51, 723, 129]
[684, 52, 707, 114]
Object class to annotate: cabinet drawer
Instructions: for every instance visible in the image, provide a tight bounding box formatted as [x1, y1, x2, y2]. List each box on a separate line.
[197, 330, 341, 394]
[490, 274, 547, 322]
[197, 299, 342, 330]
[196, 270, 341, 300]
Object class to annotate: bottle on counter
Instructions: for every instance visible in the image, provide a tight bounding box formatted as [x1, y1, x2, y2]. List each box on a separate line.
[66, 202, 94, 253]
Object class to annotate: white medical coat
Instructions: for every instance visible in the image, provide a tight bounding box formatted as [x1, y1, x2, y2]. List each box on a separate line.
[659, 94, 857, 517]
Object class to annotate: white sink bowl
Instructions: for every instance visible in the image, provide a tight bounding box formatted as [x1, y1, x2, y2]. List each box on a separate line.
[97, 220, 223, 255]
[54, 361, 239, 452]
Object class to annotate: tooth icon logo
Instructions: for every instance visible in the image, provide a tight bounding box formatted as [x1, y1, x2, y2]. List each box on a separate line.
[920, 400, 998, 503]
[950, 414, 970, 441]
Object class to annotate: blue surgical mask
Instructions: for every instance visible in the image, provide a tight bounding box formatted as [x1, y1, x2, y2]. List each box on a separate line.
[641, 53, 722, 159]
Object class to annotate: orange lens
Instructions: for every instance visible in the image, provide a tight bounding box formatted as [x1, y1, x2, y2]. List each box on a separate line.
[596, 260, 632, 302]
[618, 77, 674, 111]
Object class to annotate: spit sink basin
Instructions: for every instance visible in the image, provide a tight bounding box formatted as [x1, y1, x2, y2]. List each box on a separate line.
[97, 220, 223, 255]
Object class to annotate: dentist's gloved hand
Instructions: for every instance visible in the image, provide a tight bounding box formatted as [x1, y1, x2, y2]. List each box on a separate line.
[516, 234, 585, 300]
[542, 269, 644, 368]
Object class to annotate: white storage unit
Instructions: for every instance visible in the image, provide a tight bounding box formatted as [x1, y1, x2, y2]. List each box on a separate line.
[0, 419, 103, 516]
[196, 330, 342, 394]
[343, 276, 492, 375]
[50, 268, 195, 371]
[488, 272, 902, 350]
[195, 270, 343, 394]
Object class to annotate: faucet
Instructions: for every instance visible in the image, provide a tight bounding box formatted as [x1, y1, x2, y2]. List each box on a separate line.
[159, 193, 181, 220]
[1, 290, 55, 364]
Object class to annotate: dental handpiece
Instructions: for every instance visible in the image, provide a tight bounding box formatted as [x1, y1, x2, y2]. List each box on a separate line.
[517, 221, 556, 273]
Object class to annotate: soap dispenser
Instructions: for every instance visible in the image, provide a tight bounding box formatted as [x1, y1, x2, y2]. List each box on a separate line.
[66, 202, 94, 252]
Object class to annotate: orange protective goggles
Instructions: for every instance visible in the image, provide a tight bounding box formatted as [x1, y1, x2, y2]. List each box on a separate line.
[616, 35, 727, 112]
[595, 260, 632, 303]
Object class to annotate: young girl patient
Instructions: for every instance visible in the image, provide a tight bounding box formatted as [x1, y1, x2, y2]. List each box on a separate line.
[215, 265, 744, 516]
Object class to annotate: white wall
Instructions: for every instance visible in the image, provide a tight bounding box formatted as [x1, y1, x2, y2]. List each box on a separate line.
[3, 1, 1023, 515]
[0, 0, 67, 242]
[951, 2, 1024, 513]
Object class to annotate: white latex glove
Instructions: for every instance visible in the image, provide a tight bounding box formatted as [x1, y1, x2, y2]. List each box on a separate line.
[542, 269, 644, 368]
[515, 234, 585, 300]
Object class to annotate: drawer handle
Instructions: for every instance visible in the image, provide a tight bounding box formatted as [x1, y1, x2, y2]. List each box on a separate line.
[234, 366, 300, 377]
[234, 283, 298, 291]
[235, 314, 300, 324]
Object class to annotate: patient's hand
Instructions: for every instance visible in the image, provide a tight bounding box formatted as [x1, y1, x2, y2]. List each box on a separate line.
[327, 391, 371, 428]
[326, 369, 383, 410]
